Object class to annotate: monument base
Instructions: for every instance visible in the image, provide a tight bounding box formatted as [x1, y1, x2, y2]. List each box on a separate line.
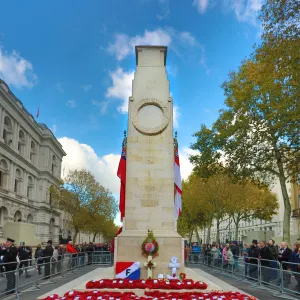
[115, 232, 185, 279]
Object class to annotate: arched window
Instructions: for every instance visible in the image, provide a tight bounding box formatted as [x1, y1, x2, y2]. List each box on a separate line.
[27, 175, 34, 199]
[27, 214, 33, 223]
[3, 116, 13, 146]
[0, 207, 8, 227]
[0, 159, 9, 189]
[18, 130, 26, 156]
[14, 168, 22, 195]
[14, 210, 22, 222]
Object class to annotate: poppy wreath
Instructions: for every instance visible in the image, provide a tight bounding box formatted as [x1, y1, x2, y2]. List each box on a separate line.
[141, 230, 159, 258]
[43, 290, 257, 300]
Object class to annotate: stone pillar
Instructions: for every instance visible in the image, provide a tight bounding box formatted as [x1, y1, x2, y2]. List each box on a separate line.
[116, 46, 184, 278]
[0, 106, 4, 143]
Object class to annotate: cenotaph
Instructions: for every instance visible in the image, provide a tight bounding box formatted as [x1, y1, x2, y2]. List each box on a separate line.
[115, 46, 184, 278]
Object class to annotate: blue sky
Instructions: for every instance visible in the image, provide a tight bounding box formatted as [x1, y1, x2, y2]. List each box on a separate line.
[0, 0, 263, 212]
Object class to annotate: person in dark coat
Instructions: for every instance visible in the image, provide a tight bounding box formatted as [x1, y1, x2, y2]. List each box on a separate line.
[248, 239, 260, 280]
[86, 242, 94, 265]
[0, 238, 18, 294]
[277, 241, 293, 286]
[231, 241, 240, 272]
[259, 241, 272, 282]
[42, 240, 54, 279]
[18, 242, 31, 278]
[35, 245, 43, 275]
[290, 244, 300, 291]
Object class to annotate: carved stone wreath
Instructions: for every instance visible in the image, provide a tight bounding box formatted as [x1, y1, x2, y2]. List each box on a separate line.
[132, 98, 169, 136]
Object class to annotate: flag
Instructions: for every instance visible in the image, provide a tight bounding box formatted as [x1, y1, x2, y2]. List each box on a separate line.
[116, 262, 141, 279]
[174, 147, 182, 219]
[117, 147, 126, 221]
[36, 107, 40, 119]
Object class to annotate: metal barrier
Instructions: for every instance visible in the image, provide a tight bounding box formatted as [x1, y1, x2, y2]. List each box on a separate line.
[0, 250, 112, 298]
[186, 252, 300, 299]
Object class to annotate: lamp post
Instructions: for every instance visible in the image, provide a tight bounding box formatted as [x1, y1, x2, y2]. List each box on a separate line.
[264, 230, 267, 241]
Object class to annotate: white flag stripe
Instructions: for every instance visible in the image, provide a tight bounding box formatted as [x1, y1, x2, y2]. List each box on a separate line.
[174, 163, 182, 191]
[174, 190, 182, 220]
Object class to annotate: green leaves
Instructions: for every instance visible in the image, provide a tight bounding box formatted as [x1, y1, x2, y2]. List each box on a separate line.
[50, 169, 118, 243]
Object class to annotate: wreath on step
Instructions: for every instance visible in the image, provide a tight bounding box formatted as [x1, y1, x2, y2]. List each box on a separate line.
[141, 230, 159, 258]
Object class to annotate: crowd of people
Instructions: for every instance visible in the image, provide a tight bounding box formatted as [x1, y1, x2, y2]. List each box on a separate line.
[0, 237, 111, 295]
[185, 239, 300, 292]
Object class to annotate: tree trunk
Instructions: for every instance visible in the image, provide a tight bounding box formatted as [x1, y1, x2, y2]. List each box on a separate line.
[235, 220, 239, 241]
[203, 227, 206, 244]
[188, 229, 193, 245]
[195, 228, 201, 245]
[73, 229, 79, 244]
[276, 152, 291, 244]
[92, 232, 97, 242]
[216, 219, 220, 243]
[206, 225, 211, 244]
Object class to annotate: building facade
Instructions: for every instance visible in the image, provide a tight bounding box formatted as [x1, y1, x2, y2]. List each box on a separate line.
[0, 79, 104, 245]
[194, 178, 300, 245]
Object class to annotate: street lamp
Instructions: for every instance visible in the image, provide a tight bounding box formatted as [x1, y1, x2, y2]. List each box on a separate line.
[264, 230, 267, 241]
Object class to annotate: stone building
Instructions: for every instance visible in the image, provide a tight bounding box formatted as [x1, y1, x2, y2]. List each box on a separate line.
[0, 79, 104, 245]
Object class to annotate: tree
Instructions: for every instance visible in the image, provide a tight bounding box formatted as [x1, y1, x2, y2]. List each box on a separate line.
[227, 181, 279, 240]
[51, 169, 118, 243]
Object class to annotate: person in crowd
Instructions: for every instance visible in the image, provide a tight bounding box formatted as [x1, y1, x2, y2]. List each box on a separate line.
[268, 239, 279, 280]
[222, 244, 233, 271]
[277, 241, 292, 286]
[258, 240, 272, 283]
[57, 245, 64, 274]
[243, 244, 250, 276]
[205, 244, 212, 265]
[86, 242, 94, 265]
[248, 239, 260, 280]
[0, 238, 18, 295]
[192, 242, 201, 263]
[42, 240, 54, 279]
[230, 241, 240, 272]
[291, 244, 300, 291]
[66, 241, 78, 268]
[76, 244, 85, 266]
[18, 242, 31, 278]
[51, 246, 59, 275]
[211, 243, 220, 266]
[35, 245, 43, 275]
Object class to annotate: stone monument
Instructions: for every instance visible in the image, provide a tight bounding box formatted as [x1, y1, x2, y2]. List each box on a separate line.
[115, 46, 184, 278]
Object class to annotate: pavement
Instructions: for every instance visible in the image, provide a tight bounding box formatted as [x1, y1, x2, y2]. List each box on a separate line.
[1, 264, 299, 300]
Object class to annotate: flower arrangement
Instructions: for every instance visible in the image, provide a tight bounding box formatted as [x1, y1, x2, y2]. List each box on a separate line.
[179, 272, 186, 280]
[141, 230, 159, 258]
[147, 260, 154, 269]
[43, 290, 257, 300]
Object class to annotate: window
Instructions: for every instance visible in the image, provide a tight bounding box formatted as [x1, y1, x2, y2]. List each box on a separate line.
[27, 176, 34, 199]
[3, 116, 13, 146]
[30, 141, 36, 164]
[0, 160, 9, 189]
[18, 130, 26, 156]
[298, 195, 300, 209]
[52, 155, 57, 175]
[14, 168, 22, 195]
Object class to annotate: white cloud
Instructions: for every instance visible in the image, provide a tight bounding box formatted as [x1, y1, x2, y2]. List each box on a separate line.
[108, 29, 172, 61]
[105, 68, 134, 113]
[166, 63, 178, 77]
[229, 0, 263, 25]
[192, 0, 209, 14]
[179, 148, 198, 180]
[179, 31, 197, 46]
[92, 100, 109, 114]
[59, 137, 120, 194]
[66, 100, 76, 108]
[157, 0, 171, 20]
[0, 47, 37, 88]
[81, 84, 92, 92]
[173, 105, 180, 128]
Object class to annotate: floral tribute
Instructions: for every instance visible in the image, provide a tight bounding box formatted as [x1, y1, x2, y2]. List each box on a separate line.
[85, 279, 208, 290]
[141, 230, 159, 258]
[43, 290, 257, 300]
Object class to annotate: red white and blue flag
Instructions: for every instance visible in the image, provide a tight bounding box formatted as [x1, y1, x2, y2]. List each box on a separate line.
[115, 262, 140, 279]
[117, 147, 126, 221]
[174, 147, 182, 220]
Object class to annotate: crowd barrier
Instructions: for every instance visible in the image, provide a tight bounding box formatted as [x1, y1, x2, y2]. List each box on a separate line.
[0, 251, 112, 299]
[186, 251, 300, 299]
